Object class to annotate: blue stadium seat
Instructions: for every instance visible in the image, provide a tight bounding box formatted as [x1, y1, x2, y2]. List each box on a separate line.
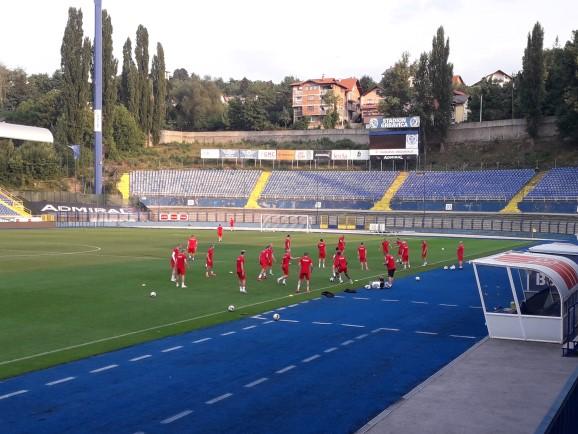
[525, 167, 578, 200]
[0, 203, 19, 217]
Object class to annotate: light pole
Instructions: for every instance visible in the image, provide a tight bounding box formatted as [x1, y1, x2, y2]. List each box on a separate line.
[94, 0, 103, 194]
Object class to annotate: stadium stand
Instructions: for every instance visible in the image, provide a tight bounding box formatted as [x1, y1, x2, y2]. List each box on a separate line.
[258, 171, 399, 209]
[0, 202, 20, 217]
[519, 167, 578, 214]
[0, 187, 32, 217]
[391, 169, 535, 212]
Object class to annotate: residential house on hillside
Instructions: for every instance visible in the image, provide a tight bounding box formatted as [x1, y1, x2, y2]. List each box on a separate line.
[339, 77, 362, 124]
[360, 85, 385, 124]
[475, 70, 512, 87]
[452, 89, 470, 123]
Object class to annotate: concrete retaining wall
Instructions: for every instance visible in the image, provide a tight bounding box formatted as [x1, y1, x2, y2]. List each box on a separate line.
[446, 116, 557, 143]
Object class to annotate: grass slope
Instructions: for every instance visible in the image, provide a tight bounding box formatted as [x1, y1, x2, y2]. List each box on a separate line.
[0, 228, 528, 378]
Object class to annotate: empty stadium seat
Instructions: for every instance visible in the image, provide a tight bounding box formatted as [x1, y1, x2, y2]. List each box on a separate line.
[0, 203, 19, 217]
[525, 167, 578, 200]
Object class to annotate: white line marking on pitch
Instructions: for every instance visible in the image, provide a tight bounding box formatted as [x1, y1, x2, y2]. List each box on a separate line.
[280, 319, 299, 323]
[161, 346, 183, 353]
[0, 390, 28, 400]
[353, 297, 370, 300]
[355, 334, 368, 340]
[381, 299, 400, 302]
[276, 365, 296, 374]
[341, 323, 365, 328]
[341, 340, 355, 346]
[242, 325, 257, 330]
[450, 334, 477, 339]
[263, 311, 274, 314]
[193, 338, 211, 343]
[312, 321, 332, 325]
[90, 364, 118, 373]
[299, 300, 309, 304]
[324, 347, 339, 353]
[277, 307, 286, 311]
[411, 301, 428, 304]
[415, 331, 438, 335]
[46, 377, 75, 386]
[221, 331, 236, 336]
[130, 354, 152, 362]
[206, 393, 233, 405]
[439, 303, 458, 307]
[160, 410, 193, 424]
[244, 377, 268, 388]
[302, 354, 320, 363]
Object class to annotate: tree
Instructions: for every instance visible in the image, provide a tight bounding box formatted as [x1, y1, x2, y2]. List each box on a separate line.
[151, 43, 167, 145]
[120, 38, 138, 116]
[413, 51, 433, 151]
[112, 104, 145, 152]
[359, 75, 377, 94]
[135, 25, 152, 139]
[429, 26, 453, 142]
[519, 22, 545, 138]
[468, 79, 515, 121]
[379, 52, 414, 117]
[556, 30, 578, 141]
[60, 7, 92, 146]
[322, 90, 341, 129]
[102, 9, 118, 157]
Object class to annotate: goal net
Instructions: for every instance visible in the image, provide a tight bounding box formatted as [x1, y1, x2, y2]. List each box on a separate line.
[260, 214, 311, 233]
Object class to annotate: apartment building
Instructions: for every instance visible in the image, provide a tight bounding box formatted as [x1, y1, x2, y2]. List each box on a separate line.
[360, 85, 385, 124]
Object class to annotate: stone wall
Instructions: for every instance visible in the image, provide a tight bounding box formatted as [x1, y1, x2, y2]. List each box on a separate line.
[445, 116, 557, 143]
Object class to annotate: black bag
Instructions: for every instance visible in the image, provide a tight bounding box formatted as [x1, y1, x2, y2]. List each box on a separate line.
[321, 291, 335, 298]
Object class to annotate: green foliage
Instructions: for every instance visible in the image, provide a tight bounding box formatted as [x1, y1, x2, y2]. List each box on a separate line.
[151, 43, 167, 145]
[468, 79, 516, 122]
[379, 52, 414, 117]
[120, 38, 138, 117]
[321, 90, 341, 129]
[359, 75, 377, 94]
[519, 22, 545, 138]
[429, 26, 453, 140]
[5, 90, 61, 131]
[413, 52, 433, 133]
[102, 10, 118, 155]
[135, 25, 152, 138]
[0, 139, 62, 186]
[556, 31, 578, 141]
[112, 104, 145, 152]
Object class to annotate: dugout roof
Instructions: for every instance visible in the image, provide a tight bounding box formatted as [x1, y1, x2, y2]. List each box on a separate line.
[0, 122, 53, 143]
[529, 243, 578, 257]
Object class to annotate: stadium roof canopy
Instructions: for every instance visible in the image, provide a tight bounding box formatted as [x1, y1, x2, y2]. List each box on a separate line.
[0, 122, 54, 143]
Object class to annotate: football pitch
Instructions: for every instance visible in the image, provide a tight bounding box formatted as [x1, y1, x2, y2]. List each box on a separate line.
[0, 228, 529, 379]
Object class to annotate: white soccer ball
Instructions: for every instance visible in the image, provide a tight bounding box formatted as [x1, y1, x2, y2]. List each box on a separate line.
[443, 266, 448, 270]
[228, 305, 235, 312]
[273, 313, 280, 321]
[364, 284, 371, 289]
[150, 291, 157, 297]
[415, 276, 421, 281]
[442, 247, 445, 251]
[329, 277, 335, 282]
[450, 265, 456, 270]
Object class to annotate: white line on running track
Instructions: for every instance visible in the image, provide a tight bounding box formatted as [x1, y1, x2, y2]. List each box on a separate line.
[193, 338, 211, 344]
[302, 354, 320, 363]
[280, 319, 299, 323]
[277, 307, 286, 311]
[312, 321, 332, 325]
[0, 246, 505, 367]
[130, 355, 152, 362]
[411, 301, 428, 304]
[251, 315, 266, 320]
[378, 327, 401, 332]
[46, 377, 75, 386]
[242, 325, 257, 330]
[341, 323, 365, 328]
[299, 300, 309, 304]
[221, 331, 236, 336]
[276, 365, 296, 374]
[324, 347, 338, 353]
[0, 390, 28, 400]
[263, 311, 274, 314]
[415, 331, 438, 335]
[469, 306, 483, 309]
[334, 295, 345, 298]
[90, 364, 118, 373]
[206, 393, 233, 405]
[341, 340, 355, 346]
[288, 304, 299, 308]
[160, 410, 193, 424]
[450, 334, 477, 339]
[244, 377, 268, 388]
[353, 297, 370, 300]
[381, 299, 400, 302]
[263, 320, 274, 324]
[161, 346, 183, 353]
[439, 304, 458, 307]
[355, 334, 369, 340]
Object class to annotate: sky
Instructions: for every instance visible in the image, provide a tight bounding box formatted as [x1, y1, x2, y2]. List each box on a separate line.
[1, 0, 576, 85]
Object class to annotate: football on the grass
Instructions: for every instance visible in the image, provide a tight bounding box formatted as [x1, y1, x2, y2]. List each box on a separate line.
[228, 305, 235, 312]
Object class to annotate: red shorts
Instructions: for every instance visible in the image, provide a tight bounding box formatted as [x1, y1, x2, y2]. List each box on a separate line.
[206, 260, 213, 268]
[187, 247, 196, 254]
[402, 255, 409, 262]
[260, 260, 268, 268]
[282, 266, 289, 275]
[359, 256, 366, 262]
[458, 254, 464, 261]
[319, 253, 326, 259]
[237, 271, 245, 280]
[267, 260, 273, 267]
[338, 267, 348, 274]
[299, 272, 311, 280]
[176, 266, 186, 276]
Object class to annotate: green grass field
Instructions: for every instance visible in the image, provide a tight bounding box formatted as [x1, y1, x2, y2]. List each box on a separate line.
[0, 228, 529, 379]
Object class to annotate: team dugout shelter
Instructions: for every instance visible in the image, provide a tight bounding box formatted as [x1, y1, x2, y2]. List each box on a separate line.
[472, 251, 578, 343]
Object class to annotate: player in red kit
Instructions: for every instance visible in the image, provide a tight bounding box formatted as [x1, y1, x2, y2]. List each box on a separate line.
[277, 249, 295, 285]
[170, 245, 180, 282]
[229, 217, 234, 231]
[421, 240, 428, 266]
[217, 224, 223, 242]
[457, 241, 465, 269]
[317, 239, 327, 268]
[236, 250, 247, 293]
[396, 238, 403, 263]
[284, 234, 291, 252]
[337, 235, 345, 252]
[331, 248, 341, 278]
[385, 253, 396, 288]
[381, 239, 390, 261]
[187, 235, 198, 261]
[296, 252, 313, 293]
[205, 244, 216, 277]
[175, 248, 188, 288]
[257, 247, 269, 280]
[265, 243, 275, 276]
[358, 242, 368, 270]
[336, 253, 353, 284]
[402, 241, 410, 269]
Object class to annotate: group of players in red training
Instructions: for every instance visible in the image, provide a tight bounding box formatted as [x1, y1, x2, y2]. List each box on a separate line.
[169, 226, 466, 293]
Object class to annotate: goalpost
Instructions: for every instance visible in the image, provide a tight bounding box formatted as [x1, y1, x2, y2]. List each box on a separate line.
[260, 214, 311, 233]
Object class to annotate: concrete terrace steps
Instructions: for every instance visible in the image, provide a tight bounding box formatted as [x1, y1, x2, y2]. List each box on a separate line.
[501, 171, 547, 214]
[245, 171, 271, 209]
[371, 172, 408, 211]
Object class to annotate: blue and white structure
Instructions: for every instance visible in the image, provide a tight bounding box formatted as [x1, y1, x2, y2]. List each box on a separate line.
[93, 0, 103, 194]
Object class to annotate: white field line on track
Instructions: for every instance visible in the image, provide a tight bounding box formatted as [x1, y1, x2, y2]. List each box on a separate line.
[0, 390, 28, 400]
[280, 319, 299, 323]
[288, 304, 299, 308]
[242, 325, 257, 330]
[439, 303, 458, 307]
[263, 320, 274, 324]
[161, 346, 182, 353]
[341, 340, 355, 346]
[221, 331, 236, 336]
[381, 299, 400, 302]
[312, 321, 332, 325]
[355, 334, 369, 340]
[0, 245, 504, 367]
[130, 355, 152, 362]
[90, 364, 118, 373]
[411, 301, 428, 304]
[160, 410, 193, 424]
[193, 338, 211, 344]
[324, 347, 338, 353]
[206, 393, 232, 405]
[302, 354, 321, 363]
[376, 327, 400, 332]
[0, 244, 101, 259]
[46, 377, 75, 386]
[353, 297, 370, 300]
[244, 377, 268, 388]
[276, 365, 296, 374]
[450, 334, 477, 339]
[276, 307, 286, 311]
[415, 331, 438, 335]
[341, 323, 365, 328]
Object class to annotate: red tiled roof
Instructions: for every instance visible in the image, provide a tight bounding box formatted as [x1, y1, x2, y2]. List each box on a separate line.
[291, 78, 348, 89]
[338, 77, 360, 92]
[452, 75, 465, 86]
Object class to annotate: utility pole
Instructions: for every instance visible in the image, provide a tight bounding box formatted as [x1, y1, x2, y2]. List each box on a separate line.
[479, 93, 483, 123]
[94, 0, 103, 194]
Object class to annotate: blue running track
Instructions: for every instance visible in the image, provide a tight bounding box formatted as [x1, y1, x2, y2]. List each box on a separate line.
[0, 264, 487, 434]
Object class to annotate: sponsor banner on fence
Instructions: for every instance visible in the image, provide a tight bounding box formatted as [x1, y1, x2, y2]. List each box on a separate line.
[239, 149, 259, 159]
[314, 150, 331, 161]
[277, 149, 296, 161]
[159, 213, 189, 221]
[369, 148, 419, 156]
[349, 149, 369, 160]
[200, 148, 220, 159]
[220, 149, 239, 159]
[258, 149, 277, 160]
[365, 116, 420, 129]
[32, 202, 133, 214]
[295, 150, 313, 161]
[331, 149, 349, 160]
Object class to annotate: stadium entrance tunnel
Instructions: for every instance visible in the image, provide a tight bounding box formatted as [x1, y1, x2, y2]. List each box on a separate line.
[472, 251, 578, 344]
